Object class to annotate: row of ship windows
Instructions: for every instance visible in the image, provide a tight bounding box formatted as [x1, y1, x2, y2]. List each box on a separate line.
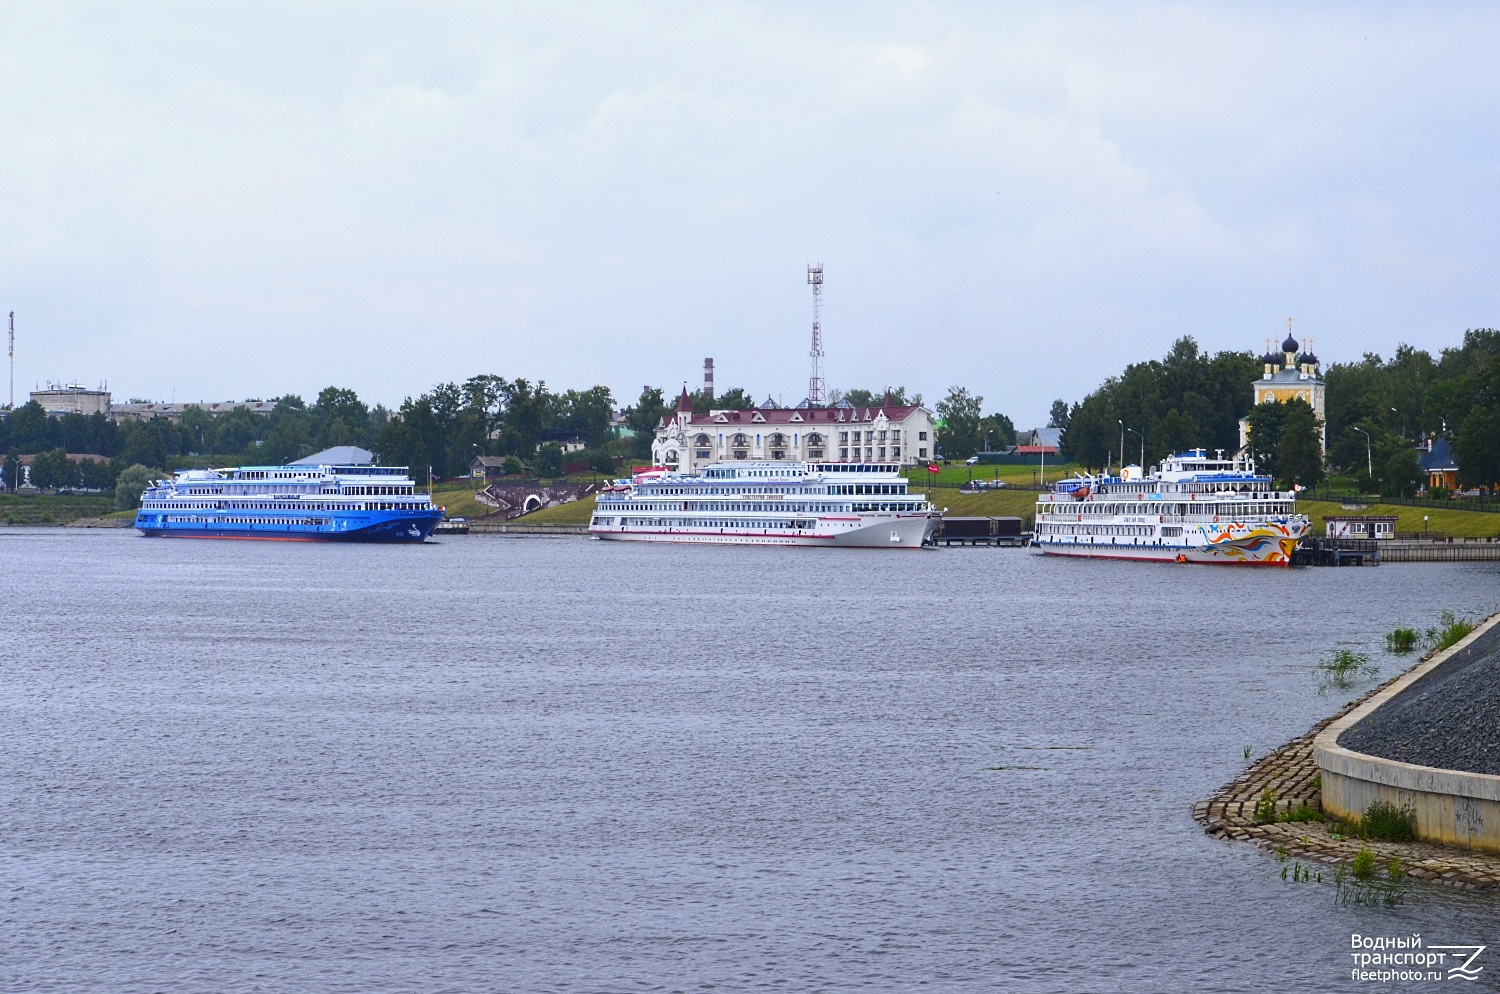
[147, 501, 417, 512]
[599, 501, 921, 513]
[600, 517, 814, 530]
[179, 484, 413, 496]
[625, 484, 907, 498]
[1037, 523, 1159, 536]
[161, 516, 322, 526]
[1048, 502, 1293, 516]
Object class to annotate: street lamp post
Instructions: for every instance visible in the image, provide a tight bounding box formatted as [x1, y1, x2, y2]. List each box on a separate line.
[1424, 515, 1429, 541]
[1124, 426, 1143, 473]
[1118, 419, 1124, 477]
[1351, 426, 1372, 491]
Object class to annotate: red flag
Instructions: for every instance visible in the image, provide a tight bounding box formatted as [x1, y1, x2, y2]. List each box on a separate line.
[927, 464, 940, 474]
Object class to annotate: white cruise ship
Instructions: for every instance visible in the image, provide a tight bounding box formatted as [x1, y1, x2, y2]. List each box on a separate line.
[1033, 449, 1310, 565]
[589, 461, 941, 548]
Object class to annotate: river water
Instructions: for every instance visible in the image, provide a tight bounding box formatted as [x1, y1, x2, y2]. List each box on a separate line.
[2, 529, 1498, 992]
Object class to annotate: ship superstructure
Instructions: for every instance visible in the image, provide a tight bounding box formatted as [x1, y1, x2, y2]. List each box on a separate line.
[1033, 449, 1309, 565]
[590, 461, 941, 548]
[134, 463, 443, 542]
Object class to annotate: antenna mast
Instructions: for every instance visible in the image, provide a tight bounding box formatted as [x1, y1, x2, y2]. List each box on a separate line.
[806, 264, 825, 406]
[7, 312, 13, 410]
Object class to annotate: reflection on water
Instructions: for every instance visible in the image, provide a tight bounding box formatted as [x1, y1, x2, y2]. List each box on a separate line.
[2, 530, 1497, 992]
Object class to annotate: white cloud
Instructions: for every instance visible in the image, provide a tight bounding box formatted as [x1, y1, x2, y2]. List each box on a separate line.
[0, 3, 1497, 422]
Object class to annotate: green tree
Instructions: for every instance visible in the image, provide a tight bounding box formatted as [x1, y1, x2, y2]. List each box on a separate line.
[692, 386, 753, 414]
[1048, 399, 1071, 431]
[114, 463, 157, 510]
[559, 385, 616, 449]
[625, 386, 668, 459]
[311, 386, 371, 450]
[373, 396, 444, 478]
[31, 448, 78, 490]
[1382, 447, 1423, 498]
[2, 448, 19, 491]
[1057, 338, 1259, 469]
[7, 401, 53, 453]
[1245, 400, 1291, 481]
[78, 458, 115, 491]
[1276, 400, 1324, 489]
[1455, 407, 1500, 490]
[179, 406, 215, 454]
[936, 386, 983, 458]
[535, 442, 564, 478]
[261, 395, 311, 463]
[212, 405, 264, 454]
[119, 421, 169, 470]
[978, 413, 1016, 450]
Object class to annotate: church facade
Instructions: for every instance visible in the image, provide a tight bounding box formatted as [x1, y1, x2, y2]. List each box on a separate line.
[1238, 327, 1326, 454]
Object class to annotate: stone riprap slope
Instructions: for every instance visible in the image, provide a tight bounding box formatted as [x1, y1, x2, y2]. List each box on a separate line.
[1338, 623, 1500, 775]
[1196, 639, 1500, 889]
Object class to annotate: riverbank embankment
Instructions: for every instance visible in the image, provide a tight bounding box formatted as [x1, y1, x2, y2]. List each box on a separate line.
[1195, 611, 1500, 889]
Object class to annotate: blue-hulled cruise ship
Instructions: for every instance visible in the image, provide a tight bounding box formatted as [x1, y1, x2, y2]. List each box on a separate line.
[134, 462, 444, 542]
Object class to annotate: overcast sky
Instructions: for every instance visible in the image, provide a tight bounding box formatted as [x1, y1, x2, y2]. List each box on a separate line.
[3, 3, 1497, 425]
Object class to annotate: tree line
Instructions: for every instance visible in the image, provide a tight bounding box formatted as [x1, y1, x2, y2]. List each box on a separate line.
[1053, 329, 1500, 493]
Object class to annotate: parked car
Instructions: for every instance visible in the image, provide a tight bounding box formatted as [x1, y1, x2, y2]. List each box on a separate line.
[965, 456, 979, 465]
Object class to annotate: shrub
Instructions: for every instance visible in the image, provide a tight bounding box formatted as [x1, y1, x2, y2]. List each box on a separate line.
[1384, 627, 1420, 653]
[1319, 649, 1377, 690]
[1426, 611, 1476, 652]
[113, 464, 158, 511]
[1361, 800, 1417, 842]
[1280, 802, 1320, 823]
[1253, 786, 1278, 824]
[1351, 847, 1376, 883]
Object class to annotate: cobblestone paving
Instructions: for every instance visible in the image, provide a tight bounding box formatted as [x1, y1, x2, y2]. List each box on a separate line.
[1193, 674, 1500, 890]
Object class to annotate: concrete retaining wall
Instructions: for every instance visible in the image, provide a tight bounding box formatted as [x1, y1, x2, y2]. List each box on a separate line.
[467, 521, 589, 536]
[1315, 613, 1500, 852]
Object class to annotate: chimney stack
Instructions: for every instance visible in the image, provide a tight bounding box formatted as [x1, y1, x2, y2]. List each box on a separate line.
[703, 358, 714, 402]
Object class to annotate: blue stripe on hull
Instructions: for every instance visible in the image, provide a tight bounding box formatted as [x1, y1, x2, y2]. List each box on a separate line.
[135, 510, 443, 542]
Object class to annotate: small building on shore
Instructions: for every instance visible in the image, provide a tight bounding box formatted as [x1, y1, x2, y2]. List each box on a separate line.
[1419, 437, 1459, 491]
[1324, 515, 1398, 540]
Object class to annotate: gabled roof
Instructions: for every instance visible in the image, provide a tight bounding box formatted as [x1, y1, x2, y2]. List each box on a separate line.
[673, 404, 928, 428]
[1419, 437, 1458, 472]
[294, 445, 374, 466]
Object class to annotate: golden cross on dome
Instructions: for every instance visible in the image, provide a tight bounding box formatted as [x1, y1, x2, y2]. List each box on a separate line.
[1287, 316, 1294, 334]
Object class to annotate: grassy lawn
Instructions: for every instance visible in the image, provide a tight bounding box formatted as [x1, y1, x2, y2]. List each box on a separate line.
[1298, 499, 1500, 540]
[521, 497, 597, 525]
[0, 493, 115, 525]
[428, 481, 495, 519]
[907, 462, 1078, 490]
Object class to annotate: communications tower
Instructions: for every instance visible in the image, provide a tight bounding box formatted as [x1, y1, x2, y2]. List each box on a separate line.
[7, 312, 13, 410]
[806, 264, 825, 407]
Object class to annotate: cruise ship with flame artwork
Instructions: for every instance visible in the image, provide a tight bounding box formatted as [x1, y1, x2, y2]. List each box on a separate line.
[1033, 449, 1309, 565]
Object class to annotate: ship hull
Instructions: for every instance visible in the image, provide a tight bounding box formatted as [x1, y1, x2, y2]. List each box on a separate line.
[1034, 531, 1301, 565]
[135, 510, 443, 542]
[591, 514, 939, 549]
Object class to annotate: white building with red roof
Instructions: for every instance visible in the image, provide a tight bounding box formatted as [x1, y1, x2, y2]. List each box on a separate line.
[651, 387, 937, 473]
